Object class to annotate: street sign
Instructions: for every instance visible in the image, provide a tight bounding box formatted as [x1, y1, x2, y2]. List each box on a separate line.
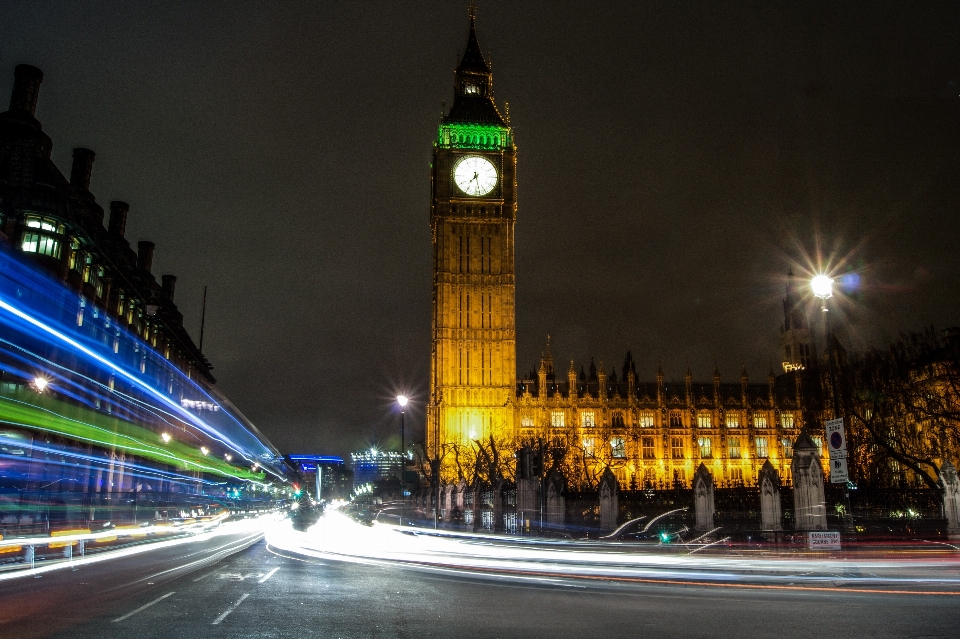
[808, 531, 841, 549]
[829, 456, 849, 483]
[825, 417, 846, 460]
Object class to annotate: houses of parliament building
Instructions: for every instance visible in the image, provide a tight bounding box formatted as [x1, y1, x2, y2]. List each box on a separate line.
[427, 10, 828, 487]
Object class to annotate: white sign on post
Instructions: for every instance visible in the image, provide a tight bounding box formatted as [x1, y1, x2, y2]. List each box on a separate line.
[829, 456, 849, 483]
[825, 418, 846, 458]
[808, 531, 841, 550]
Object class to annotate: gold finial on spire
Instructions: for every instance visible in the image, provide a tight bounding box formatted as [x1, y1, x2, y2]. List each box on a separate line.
[468, 1, 477, 21]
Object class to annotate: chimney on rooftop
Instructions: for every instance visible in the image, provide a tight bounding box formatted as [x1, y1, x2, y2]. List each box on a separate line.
[9, 64, 43, 116]
[108, 201, 128, 237]
[161, 275, 177, 302]
[137, 241, 155, 273]
[70, 148, 96, 192]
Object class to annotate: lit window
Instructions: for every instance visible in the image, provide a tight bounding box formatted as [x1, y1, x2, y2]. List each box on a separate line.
[728, 437, 741, 459]
[21, 233, 60, 258]
[671, 437, 684, 459]
[582, 411, 595, 428]
[698, 436, 712, 458]
[725, 413, 740, 428]
[754, 415, 768, 428]
[25, 216, 60, 232]
[755, 437, 769, 458]
[464, 83, 479, 94]
[551, 411, 565, 428]
[583, 437, 596, 457]
[639, 411, 655, 428]
[610, 437, 626, 458]
[642, 437, 656, 459]
[782, 437, 793, 458]
[521, 415, 534, 428]
[697, 413, 712, 428]
[781, 413, 795, 429]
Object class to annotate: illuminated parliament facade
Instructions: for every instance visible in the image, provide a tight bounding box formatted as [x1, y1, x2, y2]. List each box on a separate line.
[427, 13, 825, 488]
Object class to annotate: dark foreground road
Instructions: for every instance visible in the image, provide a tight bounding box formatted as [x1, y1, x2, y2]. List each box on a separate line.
[1, 529, 958, 639]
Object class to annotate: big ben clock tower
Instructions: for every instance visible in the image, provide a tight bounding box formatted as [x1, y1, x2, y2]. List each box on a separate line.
[428, 8, 517, 459]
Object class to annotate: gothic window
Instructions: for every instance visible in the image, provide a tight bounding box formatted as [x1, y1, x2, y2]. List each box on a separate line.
[21, 216, 63, 259]
[782, 437, 793, 458]
[642, 437, 656, 459]
[611, 412, 625, 428]
[673, 468, 686, 485]
[697, 413, 712, 428]
[639, 411, 655, 428]
[729, 467, 743, 483]
[754, 415, 768, 428]
[728, 437, 741, 459]
[671, 437, 684, 459]
[698, 436, 713, 458]
[781, 413, 795, 429]
[520, 415, 533, 428]
[581, 411, 595, 428]
[610, 437, 626, 458]
[551, 411, 565, 428]
[582, 437, 595, 458]
[669, 411, 684, 428]
[725, 413, 740, 428]
[755, 437, 769, 458]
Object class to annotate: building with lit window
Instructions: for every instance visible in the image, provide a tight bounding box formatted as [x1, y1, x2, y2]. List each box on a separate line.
[351, 449, 404, 486]
[0, 64, 212, 386]
[427, 12, 829, 488]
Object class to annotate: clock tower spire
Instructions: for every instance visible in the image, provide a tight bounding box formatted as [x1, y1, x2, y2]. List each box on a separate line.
[428, 9, 517, 461]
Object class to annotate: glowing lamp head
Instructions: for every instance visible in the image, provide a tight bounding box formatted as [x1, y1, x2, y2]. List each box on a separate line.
[33, 376, 49, 393]
[397, 395, 408, 407]
[810, 274, 834, 300]
[200, 446, 209, 456]
[224, 453, 232, 461]
[161, 432, 172, 443]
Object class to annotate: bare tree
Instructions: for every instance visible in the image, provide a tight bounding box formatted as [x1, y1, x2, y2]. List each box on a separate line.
[844, 328, 960, 490]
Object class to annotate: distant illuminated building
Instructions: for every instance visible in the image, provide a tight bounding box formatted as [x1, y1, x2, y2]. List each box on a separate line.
[350, 449, 403, 485]
[287, 455, 351, 500]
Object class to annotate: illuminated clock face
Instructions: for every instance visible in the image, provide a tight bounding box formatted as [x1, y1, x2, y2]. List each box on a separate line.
[454, 156, 498, 196]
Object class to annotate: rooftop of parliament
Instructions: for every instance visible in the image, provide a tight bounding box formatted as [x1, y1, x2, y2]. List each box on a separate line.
[0, 64, 211, 387]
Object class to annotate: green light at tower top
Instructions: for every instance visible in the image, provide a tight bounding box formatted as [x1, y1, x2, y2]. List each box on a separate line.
[437, 123, 512, 151]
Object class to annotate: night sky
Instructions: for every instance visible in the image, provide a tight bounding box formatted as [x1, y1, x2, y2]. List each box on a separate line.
[2, 2, 957, 457]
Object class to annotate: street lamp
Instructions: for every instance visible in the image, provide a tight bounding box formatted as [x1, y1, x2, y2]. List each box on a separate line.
[397, 395, 410, 464]
[32, 376, 49, 393]
[811, 273, 853, 529]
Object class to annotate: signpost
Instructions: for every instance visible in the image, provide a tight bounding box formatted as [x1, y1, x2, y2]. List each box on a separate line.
[825, 418, 847, 483]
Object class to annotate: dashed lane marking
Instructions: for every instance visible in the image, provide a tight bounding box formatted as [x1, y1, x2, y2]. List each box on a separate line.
[211, 593, 250, 625]
[111, 592, 175, 623]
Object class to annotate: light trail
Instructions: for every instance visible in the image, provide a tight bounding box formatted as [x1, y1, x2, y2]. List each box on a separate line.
[264, 512, 960, 596]
[0, 513, 280, 581]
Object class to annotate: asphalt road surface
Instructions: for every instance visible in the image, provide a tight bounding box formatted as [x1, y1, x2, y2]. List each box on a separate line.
[1, 530, 958, 639]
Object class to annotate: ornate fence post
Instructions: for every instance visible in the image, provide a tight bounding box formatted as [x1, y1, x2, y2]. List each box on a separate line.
[545, 468, 566, 528]
[940, 460, 960, 539]
[758, 459, 783, 531]
[599, 468, 619, 531]
[791, 432, 826, 530]
[693, 463, 715, 532]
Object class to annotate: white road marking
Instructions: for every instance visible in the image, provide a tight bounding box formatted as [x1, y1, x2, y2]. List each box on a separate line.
[258, 567, 279, 583]
[111, 592, 175, 622]
[193, 571, 216, 582]
[211, 593, 250, 625]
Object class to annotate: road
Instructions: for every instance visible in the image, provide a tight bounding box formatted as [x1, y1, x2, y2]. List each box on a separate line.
[1, 519, 959, 638]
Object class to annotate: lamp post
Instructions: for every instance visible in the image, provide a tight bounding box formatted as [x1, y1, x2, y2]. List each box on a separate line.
[811, 274, 853, 530]
[397, 395, 408, 526]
